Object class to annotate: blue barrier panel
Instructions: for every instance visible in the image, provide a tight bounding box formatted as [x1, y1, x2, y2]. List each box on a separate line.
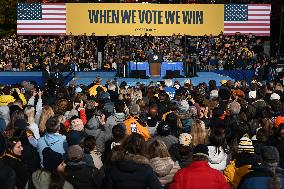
[128, 61, 150, 77]
[161, 62, 183, 77]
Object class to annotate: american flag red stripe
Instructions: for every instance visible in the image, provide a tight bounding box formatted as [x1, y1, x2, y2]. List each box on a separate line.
[224, 4, 271, 36]
[17, 3, 66, 35]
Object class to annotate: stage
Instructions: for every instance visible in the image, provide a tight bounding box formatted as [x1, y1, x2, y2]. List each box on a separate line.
[0, 71, 233, 87]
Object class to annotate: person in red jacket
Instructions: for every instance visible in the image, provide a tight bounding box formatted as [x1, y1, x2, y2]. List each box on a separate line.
[169, 144, 230, 189]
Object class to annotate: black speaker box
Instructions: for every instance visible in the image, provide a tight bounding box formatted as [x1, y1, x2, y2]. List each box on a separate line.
[130, 70, 147, 78]
[165, 70, 180, 78]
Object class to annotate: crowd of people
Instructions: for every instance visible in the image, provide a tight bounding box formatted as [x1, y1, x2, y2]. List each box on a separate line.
[1, 73, 284, 189]
[0, 35, 98, 72]
[0, 32, 269, 72]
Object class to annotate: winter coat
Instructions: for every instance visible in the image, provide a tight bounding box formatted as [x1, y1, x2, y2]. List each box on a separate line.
[169, 143, 193, 168]
[208, 146, 230, 171]
[22, 141, 41, 176]
[124, 116, 151, 141]
[103, 153, 163, 189]
[37, 133, 67, 164]
[238, 166, 284, 189]
[169, 161, 230, 189]
[85, 116, 112, 153]
[3, 153, 29, 189]
[149, 157, 180, 185]
[105, 112, 126, 130]
[0, 93, 27, 106]
[26, 170, 74, 189]
[223, 160, 252, 189]
[65, 161, 103, 189]
[0, 158, 16, 189]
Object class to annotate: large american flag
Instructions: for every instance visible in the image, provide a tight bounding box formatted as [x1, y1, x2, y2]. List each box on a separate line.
[224, 4, 271, 36]
[17, 3, 66, 35]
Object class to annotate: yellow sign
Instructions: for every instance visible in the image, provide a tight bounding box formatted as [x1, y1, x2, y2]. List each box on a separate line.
[66, 3, 224, 36]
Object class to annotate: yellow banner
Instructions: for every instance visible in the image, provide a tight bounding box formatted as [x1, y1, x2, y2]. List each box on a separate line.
[66, 4, 224, 36]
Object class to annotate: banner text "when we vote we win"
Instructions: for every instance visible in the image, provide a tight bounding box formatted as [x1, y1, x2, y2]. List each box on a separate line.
[88, 10, 204, 24]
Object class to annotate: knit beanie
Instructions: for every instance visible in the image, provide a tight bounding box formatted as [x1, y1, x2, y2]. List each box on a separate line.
[193, 144, 209, 158]
[179, 133, 192, 147]
[238, 134, 254, 154]
[42, 147, 63, 172]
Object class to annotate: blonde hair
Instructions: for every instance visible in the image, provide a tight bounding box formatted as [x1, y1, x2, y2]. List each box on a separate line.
[191, 119, 207, 146]
[148, 139, 170, 159]
[39, 106, 54, 133]
[25, 106, 35, 125]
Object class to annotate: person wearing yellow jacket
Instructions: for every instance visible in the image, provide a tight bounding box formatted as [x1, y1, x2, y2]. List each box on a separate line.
[123, 104, 151, 141]
[88, 76, 107, 97]
[223, 134, 257, 189]
[0, 88, 27, 106]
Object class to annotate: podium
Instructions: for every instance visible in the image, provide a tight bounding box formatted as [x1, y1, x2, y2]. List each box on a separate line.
[149, 62, 161, 77]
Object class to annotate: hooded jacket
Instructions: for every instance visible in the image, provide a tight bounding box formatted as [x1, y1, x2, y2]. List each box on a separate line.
[85, 115, 112, 153]
[37, 133, 67, 164]
[103, 153, 162, 189]
[26, 170, 73, 189]
[149, 157, 180, 185]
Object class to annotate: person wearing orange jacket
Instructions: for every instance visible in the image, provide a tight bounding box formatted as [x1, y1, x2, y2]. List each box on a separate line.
[124, 104, 151, 141]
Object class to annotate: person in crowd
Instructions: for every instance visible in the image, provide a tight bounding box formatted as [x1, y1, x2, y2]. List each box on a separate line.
[105, 100, 127, 130]
[208, 129, 230, 171]
[83, 135, 103, 170]
[0, 132, 16, 189]
[223, 134, 258, 189]
[148, 139, 180, 187]
[169, 144, 230, 189]
[3, 135, 29, 189]
[124, 103, 151, 141]
[26, 147, 74, 189]
[238, 146, 284, 189]
[38, 117, 67, 164]
[104, 123, 126, 166]
[38, 105, 54, 135]
[150, 121, 178, 150]
[190, 119, 208, 146]
[169, 133, 193, 168]
[103, 133, 162, 189]
[65, 145, 103, 189]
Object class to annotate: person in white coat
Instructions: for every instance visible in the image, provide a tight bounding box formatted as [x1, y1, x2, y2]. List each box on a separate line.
[208, 129, 231, 172]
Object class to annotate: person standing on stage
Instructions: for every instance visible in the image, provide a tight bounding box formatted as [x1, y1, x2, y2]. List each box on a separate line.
[42, 65, 51, 86]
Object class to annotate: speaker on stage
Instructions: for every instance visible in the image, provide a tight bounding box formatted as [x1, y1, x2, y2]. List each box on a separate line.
[165, 70, 180, 78]
[130, 70, 147, 78]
